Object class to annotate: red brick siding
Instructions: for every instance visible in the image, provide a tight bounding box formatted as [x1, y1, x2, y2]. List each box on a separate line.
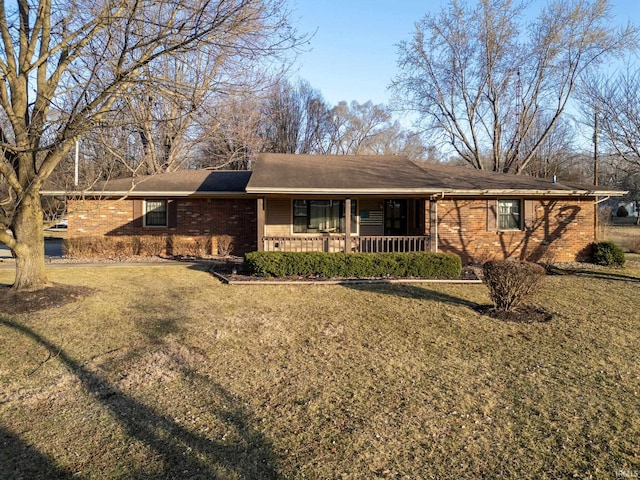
[67, 196, 594, 262]
[433, 197, 594, 263]
[67, 197, 257, 254]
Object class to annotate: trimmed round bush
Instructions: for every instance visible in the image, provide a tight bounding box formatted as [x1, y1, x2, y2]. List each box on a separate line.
[591, 241, 626, 267]
[482, 260, 546, 312]
[616, 205, 629, 218]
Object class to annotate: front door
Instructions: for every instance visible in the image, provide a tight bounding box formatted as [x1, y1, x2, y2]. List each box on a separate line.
[384, 199, 407, 236]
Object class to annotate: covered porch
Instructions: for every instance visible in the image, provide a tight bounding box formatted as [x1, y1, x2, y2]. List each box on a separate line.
[256, 196, 437, 254]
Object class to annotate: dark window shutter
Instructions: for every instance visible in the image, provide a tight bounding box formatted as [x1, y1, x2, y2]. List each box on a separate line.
[523, 200, 535, 230]
[486, 199, 497, 231]
[168, 199, 178, 228]
[133, 200, 143, 228]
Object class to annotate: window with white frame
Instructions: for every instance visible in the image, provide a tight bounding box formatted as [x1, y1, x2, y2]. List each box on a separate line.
[498, 199, 522, 230]
[144, 199, 168, 227]
[293, 200, 357, 234]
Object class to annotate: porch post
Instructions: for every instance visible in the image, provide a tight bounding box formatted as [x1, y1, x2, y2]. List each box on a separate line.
[257, 197, 265, 251]
[429, 198, 438, 252]
[344, 198, 351, 253]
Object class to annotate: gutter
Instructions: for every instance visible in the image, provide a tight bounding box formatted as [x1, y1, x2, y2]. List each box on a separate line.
[41, 191, 249, 198]
[43, 188, 628, 199]
[245, 188, 627, 197]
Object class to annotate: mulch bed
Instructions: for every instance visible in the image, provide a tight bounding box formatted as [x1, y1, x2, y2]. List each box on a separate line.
[209, 258, 482, 284]
[0, 283, 94, 315]
[472, 304, 554, 323]
[212, 260, 552, 322]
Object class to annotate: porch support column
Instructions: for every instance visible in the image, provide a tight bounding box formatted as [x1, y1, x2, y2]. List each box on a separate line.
[429, 197, 438, 252]
[257, 197, 265, 251]
[344, 198, 351, 253]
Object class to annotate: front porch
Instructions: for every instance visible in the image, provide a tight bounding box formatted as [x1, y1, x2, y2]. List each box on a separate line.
[256, 196, 438, 254]
[262, 235, 431, 253]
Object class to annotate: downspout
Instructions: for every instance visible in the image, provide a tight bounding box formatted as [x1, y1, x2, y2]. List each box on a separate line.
[433, 200, 438, 253]
[256, 197, 265, 251]
[593, 196, 610, 204]
[344, 198, 351, 253]
[430, 194, 443, 253]
[593, 196, 610, 242]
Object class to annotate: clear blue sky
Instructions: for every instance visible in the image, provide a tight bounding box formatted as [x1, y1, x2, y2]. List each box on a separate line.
[290, 0, 640, 107]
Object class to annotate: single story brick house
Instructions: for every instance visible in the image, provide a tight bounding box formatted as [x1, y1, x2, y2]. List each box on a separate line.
[53, 154, 624, 263]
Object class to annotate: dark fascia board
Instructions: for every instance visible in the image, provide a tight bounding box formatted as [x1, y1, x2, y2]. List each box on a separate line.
[41, 190, 249, 197]
[245, 187, 627, 197]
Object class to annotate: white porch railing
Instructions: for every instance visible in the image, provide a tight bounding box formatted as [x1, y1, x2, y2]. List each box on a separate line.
[262, 236, 430, 253]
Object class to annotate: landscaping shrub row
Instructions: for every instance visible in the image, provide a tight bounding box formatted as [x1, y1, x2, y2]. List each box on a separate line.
[243, 251, 462, 279]
[64, 234, 234, 258]
[64, 236, 165, 257]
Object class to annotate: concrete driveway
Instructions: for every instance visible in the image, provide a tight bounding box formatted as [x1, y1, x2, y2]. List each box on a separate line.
[0, 237, 63, 259]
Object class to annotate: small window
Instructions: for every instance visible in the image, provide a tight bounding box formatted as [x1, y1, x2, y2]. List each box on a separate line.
[498, 199, 521, 230]
[144, 199, 168, 227]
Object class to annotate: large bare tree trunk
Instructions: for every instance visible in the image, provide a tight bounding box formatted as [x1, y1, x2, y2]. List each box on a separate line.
[0, 0, 302, 291]
[11, 192, 47, 290]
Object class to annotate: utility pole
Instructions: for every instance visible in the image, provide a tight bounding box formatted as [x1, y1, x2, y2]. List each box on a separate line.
[593, 109, 599, 240]
[74, 140, 79, 187]
[514, 69, 522, 172]
[593, 110, 599, 187]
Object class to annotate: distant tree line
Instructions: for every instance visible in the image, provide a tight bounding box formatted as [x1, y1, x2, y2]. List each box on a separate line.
[57, 77, 428, 185]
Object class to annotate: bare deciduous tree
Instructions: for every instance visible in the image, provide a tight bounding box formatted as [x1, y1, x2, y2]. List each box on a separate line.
[197, 82, 427, 164]
[0, 0, 302, 290]
[580, 68, 640, 222]
[260, 79, 304, 154]
[322, 100, 426, 158]
[581, 69, 640, 168]
[392, 0, 636, 173]
[520, 116, 577, 180]
[197, 95, 265, 170]
[259, 78, 331, 155]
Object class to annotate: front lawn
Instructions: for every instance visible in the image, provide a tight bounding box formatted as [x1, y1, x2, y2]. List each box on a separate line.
[0, 261, 638, 478]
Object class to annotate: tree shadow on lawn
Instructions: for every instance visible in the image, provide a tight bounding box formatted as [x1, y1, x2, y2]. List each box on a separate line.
[0, 425, 76, 480]
[547, 265, 640, 283]
[345, 283, 482, 309]
[345, 284, 553, 322]
[0, 317, 280, 479]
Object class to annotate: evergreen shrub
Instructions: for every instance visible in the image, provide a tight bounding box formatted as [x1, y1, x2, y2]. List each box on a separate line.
[243, 251, 462, 279]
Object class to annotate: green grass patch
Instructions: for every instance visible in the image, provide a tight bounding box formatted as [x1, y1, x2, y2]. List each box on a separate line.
[0, 261, 639, 478]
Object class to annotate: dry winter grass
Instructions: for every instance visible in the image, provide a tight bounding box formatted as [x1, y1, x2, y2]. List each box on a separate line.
[606, 224, 640, 253]
[0, 260, 639, 479]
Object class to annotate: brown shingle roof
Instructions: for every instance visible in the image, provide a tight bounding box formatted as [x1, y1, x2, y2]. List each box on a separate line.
[246, 154, 623, 196]
[43, 154, 625, 198]
[410, 161, 612, 193]
[52, 170, 252, 197]
[246, 154, 430, 193]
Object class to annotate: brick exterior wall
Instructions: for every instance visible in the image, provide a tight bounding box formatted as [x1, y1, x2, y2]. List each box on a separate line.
[67, 195, 595, 263]
[433, 197, 595, 263]
[67, 197, 257, 255]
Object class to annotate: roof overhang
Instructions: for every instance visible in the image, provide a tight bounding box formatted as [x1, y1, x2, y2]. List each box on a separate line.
[245, 188, 627, 197]
[41, 190, 249, 197]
